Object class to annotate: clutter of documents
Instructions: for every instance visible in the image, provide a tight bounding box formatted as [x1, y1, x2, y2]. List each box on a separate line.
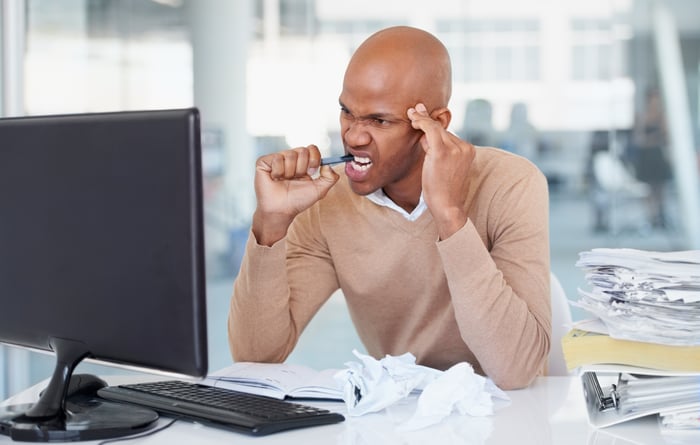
[205, 350, 509, 431]
[573, 248, 700, 345]
[570, 248, 700, 431]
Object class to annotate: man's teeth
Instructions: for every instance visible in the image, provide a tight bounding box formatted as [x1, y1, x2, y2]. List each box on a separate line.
[351, 156, 372, 171]
[353, 156, 371, 164]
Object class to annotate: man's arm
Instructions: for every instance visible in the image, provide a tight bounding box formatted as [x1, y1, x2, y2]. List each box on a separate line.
[228, 145, 340, 361]
[229, 204, 342, 362]
[229, 233, 294, 362]
[408, 103, 550, 389]
[437, 168, 551, 390]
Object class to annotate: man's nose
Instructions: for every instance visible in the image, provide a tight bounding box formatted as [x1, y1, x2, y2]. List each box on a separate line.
[343, 120, 371, 147]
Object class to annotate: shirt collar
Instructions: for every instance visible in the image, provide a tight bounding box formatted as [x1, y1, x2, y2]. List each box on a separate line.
[365, 189, 427, 221]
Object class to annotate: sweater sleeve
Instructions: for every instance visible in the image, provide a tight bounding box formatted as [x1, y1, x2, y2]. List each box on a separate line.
[228, 207, 339, 363]
[436, 167, 551, 390]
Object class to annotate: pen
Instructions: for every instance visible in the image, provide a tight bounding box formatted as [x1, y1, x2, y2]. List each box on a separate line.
[320, 154, 354, 166]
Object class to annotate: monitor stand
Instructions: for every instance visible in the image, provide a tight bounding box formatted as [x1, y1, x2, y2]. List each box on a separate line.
[0, 338, 159, 442]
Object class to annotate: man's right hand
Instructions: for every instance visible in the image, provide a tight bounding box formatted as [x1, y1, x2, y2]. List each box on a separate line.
[252, 145, 340, 246]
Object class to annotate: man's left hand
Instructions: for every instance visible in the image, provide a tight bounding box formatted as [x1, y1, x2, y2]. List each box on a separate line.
[408, 103, 474, 240]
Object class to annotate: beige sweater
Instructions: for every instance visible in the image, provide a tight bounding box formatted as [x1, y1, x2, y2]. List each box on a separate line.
[229, 147, 551, 389]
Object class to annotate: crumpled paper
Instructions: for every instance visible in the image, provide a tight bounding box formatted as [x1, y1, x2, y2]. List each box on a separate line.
[397, 361, 510, 431]
[334, 349, 510, 431]
[333, 349, 442, 416]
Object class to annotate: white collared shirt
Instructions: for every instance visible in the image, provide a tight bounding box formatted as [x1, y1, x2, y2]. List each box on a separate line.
[365, 189, 427, 221]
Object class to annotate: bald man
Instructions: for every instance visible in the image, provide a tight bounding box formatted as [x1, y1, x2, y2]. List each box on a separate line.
[229, 26, 551, 390]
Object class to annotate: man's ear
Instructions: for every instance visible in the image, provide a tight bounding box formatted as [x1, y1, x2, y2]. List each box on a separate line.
[430, 107, 452, 129]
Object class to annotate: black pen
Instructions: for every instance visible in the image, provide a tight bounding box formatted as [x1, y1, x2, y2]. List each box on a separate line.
[320, 154, 354, 166]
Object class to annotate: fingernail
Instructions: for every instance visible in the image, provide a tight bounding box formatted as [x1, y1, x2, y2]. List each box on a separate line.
[417, 103, 427, 112]
[307, 167, 319, 177]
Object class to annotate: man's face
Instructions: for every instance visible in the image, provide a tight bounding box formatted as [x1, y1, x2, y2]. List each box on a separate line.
[338, 70, 425, 199]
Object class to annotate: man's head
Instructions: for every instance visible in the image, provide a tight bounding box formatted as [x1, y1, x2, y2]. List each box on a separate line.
[338, 26, 452, 209]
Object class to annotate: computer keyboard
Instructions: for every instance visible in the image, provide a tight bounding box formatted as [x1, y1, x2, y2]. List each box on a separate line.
[97, 380, 345, 436]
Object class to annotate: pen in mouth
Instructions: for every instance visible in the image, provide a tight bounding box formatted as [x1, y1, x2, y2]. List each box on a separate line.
[320, 154, 353, 166]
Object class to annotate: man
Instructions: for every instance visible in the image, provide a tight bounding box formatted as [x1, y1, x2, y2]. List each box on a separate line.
[229, 26, 550, 390]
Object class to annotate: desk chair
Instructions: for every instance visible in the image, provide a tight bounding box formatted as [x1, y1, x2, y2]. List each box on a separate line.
[548, 272, 573, 376]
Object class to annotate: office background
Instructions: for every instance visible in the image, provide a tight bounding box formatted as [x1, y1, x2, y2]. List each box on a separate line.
[1, 0, 699, 400]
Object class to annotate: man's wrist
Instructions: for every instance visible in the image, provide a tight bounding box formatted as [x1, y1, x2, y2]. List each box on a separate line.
[252, 210, 294, 246]
[433, 208, 468, 240]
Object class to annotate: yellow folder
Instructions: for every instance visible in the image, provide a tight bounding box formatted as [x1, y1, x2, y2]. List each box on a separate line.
[561, 328, 700, 373]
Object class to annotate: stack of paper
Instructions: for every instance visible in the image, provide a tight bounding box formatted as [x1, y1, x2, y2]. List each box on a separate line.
[572, 248, 700, 433]
[574, 248, 700, 346]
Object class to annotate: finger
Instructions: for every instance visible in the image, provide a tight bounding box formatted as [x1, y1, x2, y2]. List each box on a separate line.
[318, 164, 339, 182]
[407, 104, 446, 148]
[269, 153, 284, 179]
[266, 151, 301, 179]
[306, 145, 322, 176]
[293, 148, 310, 177]
[255, 154, 273, 173]
[315, 165, 340, 197]
[407, 103, 434, 128]
[408, 107, 451, 154]
[282, 150, 300, 178]
[307, 145, 321, 169]
[407, 105, 443, 135]
[265, 153, 288, 179]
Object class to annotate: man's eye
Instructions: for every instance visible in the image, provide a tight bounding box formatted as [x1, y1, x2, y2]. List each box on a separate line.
[371, 118, 392, 127]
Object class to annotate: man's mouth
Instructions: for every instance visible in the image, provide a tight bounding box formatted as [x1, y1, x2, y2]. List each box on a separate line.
[349, 155, 372, 171]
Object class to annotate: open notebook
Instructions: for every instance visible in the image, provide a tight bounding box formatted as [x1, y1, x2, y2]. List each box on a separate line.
[202, 362, 344, 400]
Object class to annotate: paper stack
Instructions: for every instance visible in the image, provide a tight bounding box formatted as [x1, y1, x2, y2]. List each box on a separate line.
[569, 248, 700, 431]
[574, 248, 700, 346]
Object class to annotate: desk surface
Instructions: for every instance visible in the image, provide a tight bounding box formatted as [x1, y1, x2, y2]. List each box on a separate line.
[0, 375, 694, 444]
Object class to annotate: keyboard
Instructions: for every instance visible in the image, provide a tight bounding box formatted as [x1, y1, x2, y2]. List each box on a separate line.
[97, 380, 345, 436]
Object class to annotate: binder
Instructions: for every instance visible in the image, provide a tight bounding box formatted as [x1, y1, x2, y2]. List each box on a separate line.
[580, 364, 700, 428]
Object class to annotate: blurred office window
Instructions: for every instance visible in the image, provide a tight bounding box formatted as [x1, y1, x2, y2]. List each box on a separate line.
[439, 19, 541, 82]
[2, 0, 700, 397]
[571, 18, 616, 81]
[24, 0, 192, 114]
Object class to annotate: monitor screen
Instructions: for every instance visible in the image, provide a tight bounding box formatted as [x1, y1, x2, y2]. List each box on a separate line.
[0, 108, 207, 441]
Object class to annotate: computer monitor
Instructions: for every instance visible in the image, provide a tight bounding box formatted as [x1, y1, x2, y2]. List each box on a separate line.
[0, 108, 208, 441]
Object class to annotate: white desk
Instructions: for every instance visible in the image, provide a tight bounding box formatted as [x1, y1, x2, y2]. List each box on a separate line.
[0, 376, 692, 444]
